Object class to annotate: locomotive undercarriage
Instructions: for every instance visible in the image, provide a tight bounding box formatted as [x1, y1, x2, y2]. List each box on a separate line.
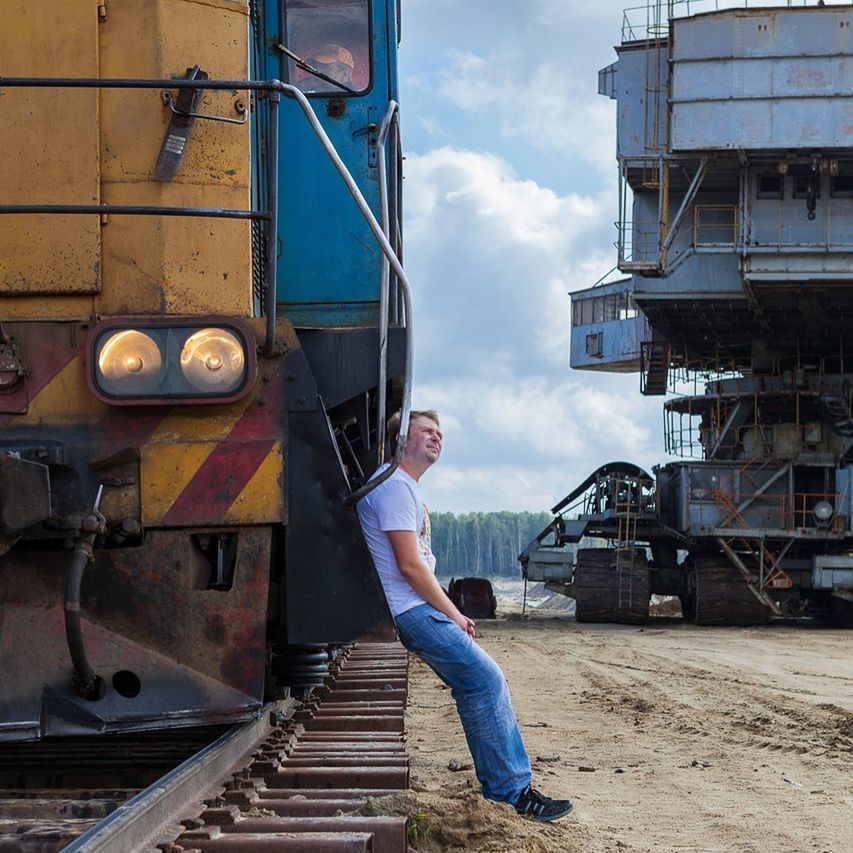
[0, 323, 403, 742]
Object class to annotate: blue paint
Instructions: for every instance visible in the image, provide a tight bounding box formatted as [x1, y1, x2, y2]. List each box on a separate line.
[253, 0, 399, 328]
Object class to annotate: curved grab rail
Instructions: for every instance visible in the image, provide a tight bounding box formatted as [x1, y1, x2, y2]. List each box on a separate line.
[280, 87, 412, 504]
[376, 100, 400, 465]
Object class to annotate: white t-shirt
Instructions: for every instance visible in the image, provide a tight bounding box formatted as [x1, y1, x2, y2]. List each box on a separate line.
[357, 464, 436, 617]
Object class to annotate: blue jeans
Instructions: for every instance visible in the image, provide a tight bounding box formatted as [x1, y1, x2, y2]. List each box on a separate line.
[394, 603, 532, 803]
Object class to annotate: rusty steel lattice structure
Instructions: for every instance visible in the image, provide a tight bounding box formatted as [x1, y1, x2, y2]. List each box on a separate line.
[526, 0, 853, 625]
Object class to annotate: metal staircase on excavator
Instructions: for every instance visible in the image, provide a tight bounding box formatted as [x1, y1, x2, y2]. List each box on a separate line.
[712, 465, 793, 616]
[615, 478, 641, 611]
[641, 339, 670, 396]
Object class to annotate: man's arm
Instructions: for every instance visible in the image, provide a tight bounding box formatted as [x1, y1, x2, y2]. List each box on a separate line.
[387, 529, 476, 637]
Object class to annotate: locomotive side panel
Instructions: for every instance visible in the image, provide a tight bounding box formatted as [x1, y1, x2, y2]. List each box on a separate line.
[0, 1, 101, 296]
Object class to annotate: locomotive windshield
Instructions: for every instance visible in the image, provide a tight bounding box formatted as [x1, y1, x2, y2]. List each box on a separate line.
[283, 0, 371, 94]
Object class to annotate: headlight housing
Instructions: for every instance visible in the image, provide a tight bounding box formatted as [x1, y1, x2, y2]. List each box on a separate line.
[88, 318, 256, 405]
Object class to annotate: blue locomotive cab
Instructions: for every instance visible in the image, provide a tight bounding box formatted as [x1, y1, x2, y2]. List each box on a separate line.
[258, 0, 400, 328]
[249, 0, 408, 648]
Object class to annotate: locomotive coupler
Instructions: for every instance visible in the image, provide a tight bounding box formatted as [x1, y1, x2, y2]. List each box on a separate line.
[64, 500, 106, 701]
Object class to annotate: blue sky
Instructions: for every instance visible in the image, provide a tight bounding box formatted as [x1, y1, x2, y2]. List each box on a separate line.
[397, 0, 665, 512]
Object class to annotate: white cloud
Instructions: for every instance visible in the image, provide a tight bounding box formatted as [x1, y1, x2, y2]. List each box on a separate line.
[419, 375, 655, 462]
[395, 1, 675, 512]
[404, 146, 612, 373]
[411, 373, 663, 512]
[435, 53, 617, 175]
[416, 114, 450, 141]
[398, 144, 669, 512]
[423, 464, 568, 514]
[530, 0, 628, 25]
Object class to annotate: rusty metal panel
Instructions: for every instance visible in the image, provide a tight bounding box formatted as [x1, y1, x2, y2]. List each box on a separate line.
[179, 834, 374, 852]
[0, 454, 50, 534]
[672, 8, 853, 150]
[612, 44, 669, 159]
[141, 440, 283, 526]
[138, 344, 285, 527]
[0, 528, 271, 741]
[221, 817, 406, 850]
[0, 1, 101, 296]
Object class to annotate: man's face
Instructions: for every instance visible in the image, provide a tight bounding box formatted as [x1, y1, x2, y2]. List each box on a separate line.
[404, 416, 443, 466]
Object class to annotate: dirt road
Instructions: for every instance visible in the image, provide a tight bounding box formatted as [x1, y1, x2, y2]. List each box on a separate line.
[403, 609, 853, 852]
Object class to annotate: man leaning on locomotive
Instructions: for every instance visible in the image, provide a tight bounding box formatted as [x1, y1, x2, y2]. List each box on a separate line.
[357, 408, 574, 821]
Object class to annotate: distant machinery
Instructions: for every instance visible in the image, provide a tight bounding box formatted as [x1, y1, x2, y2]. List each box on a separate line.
[447, 577, 498, 620]
[522, 0, 853, 624]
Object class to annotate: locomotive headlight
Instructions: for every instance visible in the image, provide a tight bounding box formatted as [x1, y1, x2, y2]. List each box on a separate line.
[97, 330, 163, 394]
[89, 318, 256, 405]
[180, 328, 246, 393]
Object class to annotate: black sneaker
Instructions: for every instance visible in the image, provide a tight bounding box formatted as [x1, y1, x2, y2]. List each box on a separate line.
[514, 784, 574, 821]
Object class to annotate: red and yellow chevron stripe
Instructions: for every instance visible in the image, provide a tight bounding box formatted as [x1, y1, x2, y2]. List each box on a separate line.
[1, 321, 285, 527]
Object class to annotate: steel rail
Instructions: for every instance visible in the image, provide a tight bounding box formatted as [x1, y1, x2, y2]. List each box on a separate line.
[63, 705, 284, 853]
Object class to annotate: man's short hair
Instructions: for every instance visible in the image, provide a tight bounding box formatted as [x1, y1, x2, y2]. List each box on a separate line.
[387, 409, 440, 453]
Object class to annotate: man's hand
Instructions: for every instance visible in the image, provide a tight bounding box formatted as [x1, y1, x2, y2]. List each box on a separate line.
[455, 614, 476, 638]
[388, 529, 477, 638]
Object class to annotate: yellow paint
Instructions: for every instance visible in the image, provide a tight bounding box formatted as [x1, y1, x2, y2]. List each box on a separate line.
[0, 1, 101, 297]
[97, 0, 252, 318]
[145, 394, 255, 444]
[0, 297, 94, 321]
[140, 441, 217, 523]
[1, 0, 252, 320]
[225, 442, 284, 524]
[23, 356, 107, 423]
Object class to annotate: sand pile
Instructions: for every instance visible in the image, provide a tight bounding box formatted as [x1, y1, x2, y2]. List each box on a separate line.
[349, 779, 580, 852]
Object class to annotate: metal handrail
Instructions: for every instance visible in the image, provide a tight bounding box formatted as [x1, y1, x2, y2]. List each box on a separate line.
[0, 75, 283, 354]
[289, 88, 412, 504]
[0, 76, 414, 501]
[621, 1, 834, 43]
[693, 204, 738, 245]
[375, 100, 400, 466]
[616, 219, 659, 265]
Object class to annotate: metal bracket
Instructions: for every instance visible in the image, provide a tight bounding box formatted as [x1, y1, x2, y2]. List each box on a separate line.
[0, 339, 25, 392]
[352, 122, 378, 137]
[154, 65, 208, 182]
[353, 114, 378, 167]
[162, 91, 248, 125]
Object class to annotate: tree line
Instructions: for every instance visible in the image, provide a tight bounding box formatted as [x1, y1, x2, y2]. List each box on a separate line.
[430, 510, 552, 578]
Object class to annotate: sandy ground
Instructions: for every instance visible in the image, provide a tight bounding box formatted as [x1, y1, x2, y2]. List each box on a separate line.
[400, 604, 853, 853]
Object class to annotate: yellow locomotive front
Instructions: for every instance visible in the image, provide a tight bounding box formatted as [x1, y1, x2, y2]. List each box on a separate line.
[0, 0, 291, 739]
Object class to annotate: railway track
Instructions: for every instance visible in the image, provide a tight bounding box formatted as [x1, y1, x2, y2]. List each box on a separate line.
[0, 642, 411, 853]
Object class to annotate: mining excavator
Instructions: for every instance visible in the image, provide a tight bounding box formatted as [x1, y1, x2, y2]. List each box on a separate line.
[520, 1, 853, 626]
